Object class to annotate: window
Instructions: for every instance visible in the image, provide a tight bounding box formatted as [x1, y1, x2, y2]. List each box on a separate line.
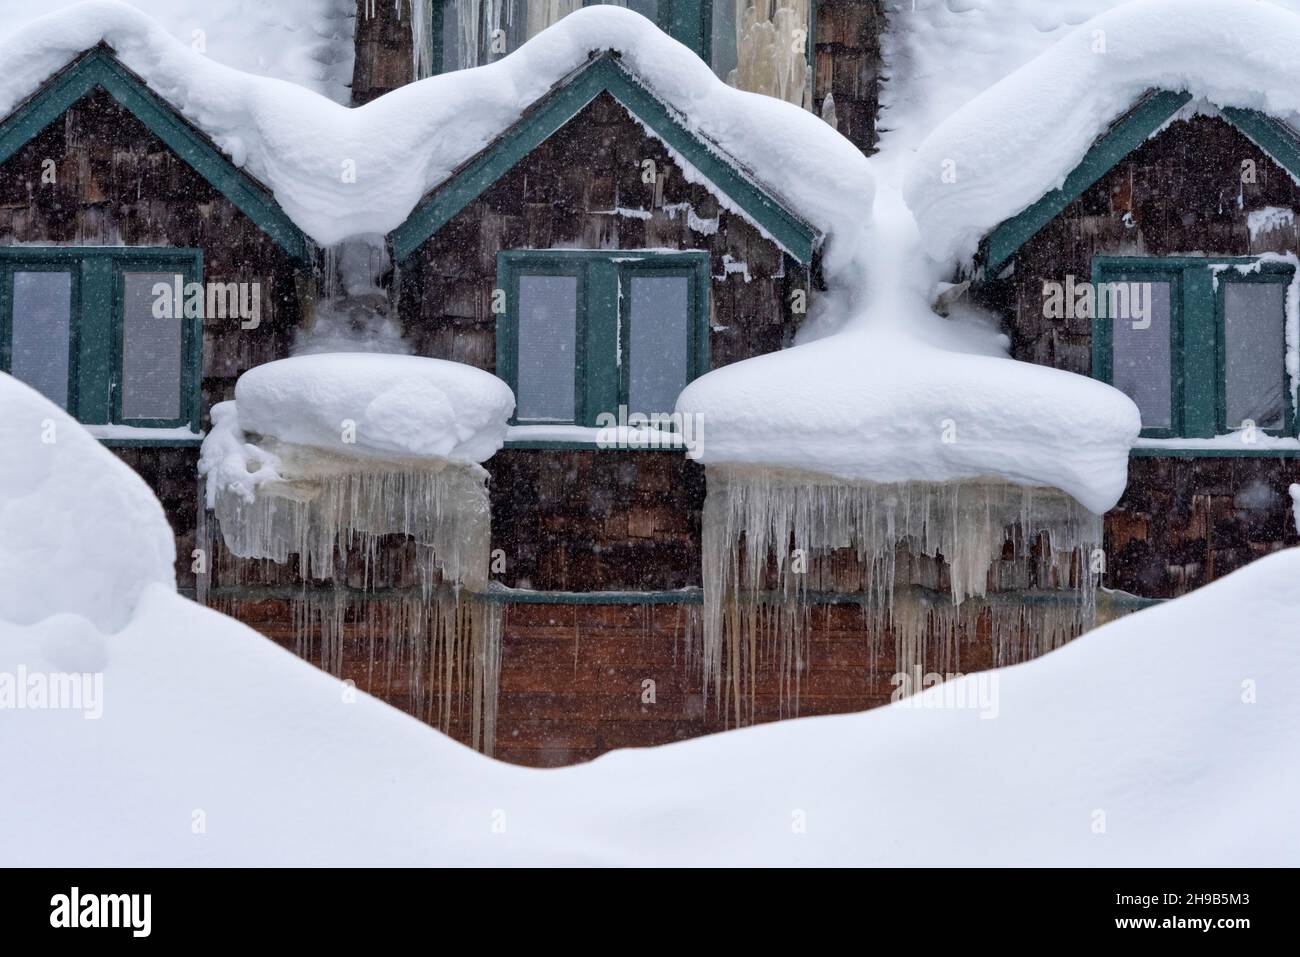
[0, 248, 202, 431]
[496, 250, 709, 426]
[1092, 257, 1295, 439]
[430, 0, 814, 106]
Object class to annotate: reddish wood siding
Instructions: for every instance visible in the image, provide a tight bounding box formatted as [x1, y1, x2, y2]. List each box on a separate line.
[234, 596, 1006, 767]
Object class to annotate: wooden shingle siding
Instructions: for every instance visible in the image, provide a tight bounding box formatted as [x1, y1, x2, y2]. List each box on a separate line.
[0, 87, 306, 583]
[489, 450, 706, 591]
[399, 91, 801, 374]
[997, 115, 1300, 376]
[985, 114, 1300, 598]
[814, 0, 883, 153]
[398, 93, 801, 590]
[1108, 456, 1300, 598]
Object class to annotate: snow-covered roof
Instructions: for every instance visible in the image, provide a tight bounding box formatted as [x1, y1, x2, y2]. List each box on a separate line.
[0, 0, 355, 104]
[881, 0, 1300, 149]
[0, 3, 871, 261]
[903, 0, 1300, 263]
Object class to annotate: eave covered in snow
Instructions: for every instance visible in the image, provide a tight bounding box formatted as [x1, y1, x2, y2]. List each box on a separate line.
[0, 4, 866, 256]
[390, 49, 823, 265]
[0, 43, 310, 261]
[905, 0, 1300, 267]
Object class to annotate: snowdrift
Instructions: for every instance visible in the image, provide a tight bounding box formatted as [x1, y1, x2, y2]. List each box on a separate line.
[1, 396, 1295, 865]
[0, 373, 175, 633]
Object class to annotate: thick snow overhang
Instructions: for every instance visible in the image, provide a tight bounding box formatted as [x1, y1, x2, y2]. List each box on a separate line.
[0, 44, 310, 262]
[390, 50, 823, 265]
[981, 90, 1300, 274]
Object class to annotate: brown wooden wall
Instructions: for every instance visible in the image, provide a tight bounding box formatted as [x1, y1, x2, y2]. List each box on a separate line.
[400, 92, 800, 590]
[398, 90, 802, 371]
[0, 86, 307, 587]
[1107, 456, 1300, 598]
[489, 450, 706, 590]
[983, 114, 1300, 599]
[998, 115, 1300, 376]
[351, 0, 417, 105]
[814, 0, 883, 153]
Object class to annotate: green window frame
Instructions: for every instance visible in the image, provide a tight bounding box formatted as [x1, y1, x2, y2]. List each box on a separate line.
[426, 1, 814, 81]
[0, 247, 203, 432]
[1092, 256, 1296, 440]
[495, 249, 710, 427]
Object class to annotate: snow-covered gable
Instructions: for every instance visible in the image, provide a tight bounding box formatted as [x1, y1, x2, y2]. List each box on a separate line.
[882, 0, 1300, 151]
[0, 3, 870, 264]
[904, 0, 1300, 264]
[391, 50, 824, 265]
[0, 0, 356, 104]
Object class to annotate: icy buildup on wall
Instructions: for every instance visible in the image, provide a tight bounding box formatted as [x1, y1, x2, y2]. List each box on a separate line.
[198, 355, 514, 752]
[722, 1, 812, 109]
[700, 466, 1102, 724]
[296, 236, 410, 356]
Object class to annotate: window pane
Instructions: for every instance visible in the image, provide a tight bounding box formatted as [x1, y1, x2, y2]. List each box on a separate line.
[1224, 281, 1286, 430]
[442, 2, 657, 71]
[120, 272, 182, 421]
[628, 274, 690, 415]
[713, 0, 812, 107]
[517, 274, 578, 421]
[10, 270, 72, 409]
[1111, 280, 1173, 431]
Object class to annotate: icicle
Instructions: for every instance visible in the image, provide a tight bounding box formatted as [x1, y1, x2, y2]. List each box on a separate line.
[701, 465, 1104, 725]
[203, 437, 501, 753]
[726, 1, 813, 108]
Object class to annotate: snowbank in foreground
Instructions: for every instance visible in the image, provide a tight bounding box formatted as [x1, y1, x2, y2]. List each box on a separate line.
[0, 3, 870, 265]
[905, 0, 1300, 263]
[2, 543, 1296, 865]
[0, 373, 174, 632]
[232, 354, 514, 464]
[0, 408, 1293, 864]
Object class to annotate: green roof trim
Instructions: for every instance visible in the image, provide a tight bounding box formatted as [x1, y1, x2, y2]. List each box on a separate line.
[0, 46, 309, 262]
[982, 90, 1193, 274]
[391, 52, 821, 264]
[983, 92, 1300, 274]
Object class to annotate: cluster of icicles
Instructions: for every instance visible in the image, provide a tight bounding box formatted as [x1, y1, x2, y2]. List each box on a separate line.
[202, 441, 502, 754]
[700, 466, 1104, 725]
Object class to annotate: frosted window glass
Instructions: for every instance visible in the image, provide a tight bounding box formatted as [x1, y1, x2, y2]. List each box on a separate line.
[1111, 280, 1172, 430]
[10, 271, 72, 409]
[120, 272, 182, 420]
[628, 275, 690, 415]
[517, 274, 578, 421]
[1223, 282, 1286, 430]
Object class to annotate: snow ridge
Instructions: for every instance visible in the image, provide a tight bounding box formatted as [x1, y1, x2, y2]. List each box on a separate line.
[905, 0, 1300, 263]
